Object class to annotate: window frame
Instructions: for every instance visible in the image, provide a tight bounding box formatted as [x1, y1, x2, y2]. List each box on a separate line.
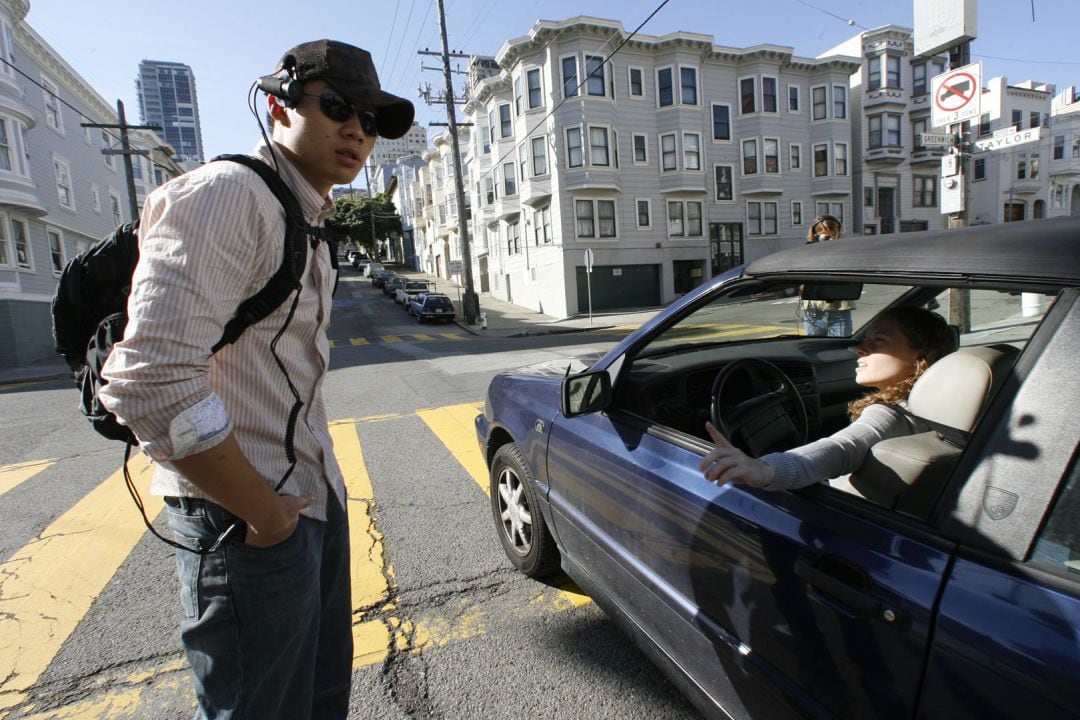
[742, 138, 758, 176]
[746, 201, 780, 236]
[812, 84, 827, 121]
[813, 143, 829, 178]
[679, 65, 699, 106]
[530, 135, 548, 176]
[789, 142, 802, 171]
[787, 84, 800, 113]
[682, 132, 701, 171]
[834, 142, 848, 176]
[832, 84, 847, 119]
[566, 126, 584, 169]
[761, 75, 778, 113]
[46, 225, 66, 275]
[588, 125, 612, 167]
[561, 55, 579, 99]
[584, 54, 609, 98]
[503, 161, 517, 197]
[913, 175, 937, 207]
[628, 66, 644, 97]
[739, 75, 756, 115]
[657, 66, 674, 108]
[660, 132, 677, 172]
[41, 75, 63, 133]
[711, 103, 731, 142]
[714, 164, 734, 201]
[763, 137, 780, 175]
[10, 215, 30, 270]
[632, 133, 648, 164]
[526, 67, 543, 110]
[53, 155, 75, 210]
[636, 198, 651, 228]
[791, 200, 803, 227]
[498, 103, 512, 138]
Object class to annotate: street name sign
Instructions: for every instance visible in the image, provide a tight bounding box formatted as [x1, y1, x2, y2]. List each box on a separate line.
[931, 62, 982, 128]
[920, 133, 956, 147]
[974, 126, 1041, 153]
[448, 260, 463, 274]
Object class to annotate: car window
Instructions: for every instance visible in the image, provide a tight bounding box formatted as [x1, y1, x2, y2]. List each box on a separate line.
[427, 297, 452, 309]
[1030, 458, 1080, 578]
[932, 288, 1060, 348]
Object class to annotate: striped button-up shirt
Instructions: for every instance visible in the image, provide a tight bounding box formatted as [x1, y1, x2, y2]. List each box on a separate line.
[100, 144, 344, 519]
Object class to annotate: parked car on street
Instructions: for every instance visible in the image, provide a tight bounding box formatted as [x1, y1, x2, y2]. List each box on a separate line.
[475, 217, 1080, 720]
[372, 269, 395, 288]
[409, 293, 455, 323]
[396, 280, 432, 307]
[383, 275, 406, 298]
[364, 262, 384, 278]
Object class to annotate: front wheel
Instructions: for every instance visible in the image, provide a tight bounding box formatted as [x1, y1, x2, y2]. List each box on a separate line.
[489, 443, 560, 578]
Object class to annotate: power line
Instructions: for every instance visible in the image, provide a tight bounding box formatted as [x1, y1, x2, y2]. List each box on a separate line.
[384, 0, 419, 93]
[791, 0, 869, 31]
[381, 1, 403, 77]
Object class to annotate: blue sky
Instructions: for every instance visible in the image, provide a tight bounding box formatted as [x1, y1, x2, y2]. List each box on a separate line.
[25, 0, 1080, 162]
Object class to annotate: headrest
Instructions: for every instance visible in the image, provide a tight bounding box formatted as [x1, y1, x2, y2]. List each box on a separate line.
[908, 344, 1019, 432]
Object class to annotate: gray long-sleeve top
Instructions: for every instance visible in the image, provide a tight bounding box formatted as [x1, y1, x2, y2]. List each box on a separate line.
[759, 403, 923, 490]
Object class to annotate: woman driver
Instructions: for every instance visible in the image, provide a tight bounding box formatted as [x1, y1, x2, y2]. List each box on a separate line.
[701, 305, 956, 490]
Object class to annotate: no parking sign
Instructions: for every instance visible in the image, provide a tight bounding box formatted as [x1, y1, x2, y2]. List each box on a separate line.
[931, 62, 982, 128]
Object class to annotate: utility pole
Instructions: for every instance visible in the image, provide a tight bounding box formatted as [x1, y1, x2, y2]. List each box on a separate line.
[82, 100, 160, 223]
[420, 0, 479, 324]
[947, 39, 972, 332]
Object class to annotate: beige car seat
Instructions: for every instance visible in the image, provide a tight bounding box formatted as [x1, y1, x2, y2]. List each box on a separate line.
[846, 344, 1020, 518]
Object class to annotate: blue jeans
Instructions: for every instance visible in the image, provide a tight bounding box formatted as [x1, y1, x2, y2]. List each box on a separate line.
[802, 308, 853, 337]
[166, 494, 352, 720]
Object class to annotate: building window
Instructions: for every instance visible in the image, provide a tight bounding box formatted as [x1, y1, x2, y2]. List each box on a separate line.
[101, 130, 114, 169]
[667, 202, 702, 237]
[913, 176, 937, 207]
[513, 75, 522, 116]
[585, 55, 606, 97]
[833, 85, 846, 118]
[867, 56, 881, 91]
[11, 217, 29, 269]
[636, 199, 651, 227]
[813, 143, 828, 177]
[711, 103, 731, 141]
[629, 67, 643, 96]
[762, 138, 779, 174]
[816, 202, 844, 224]
[913, 63, 927, 95]
[526, 68, 542, 109]
[742, 138, 758, 175]
[715, 165, 733, 201]
[632, 133, 647, 163]
[111, 192, 123, 226]
[0, 118, 11, 171]
[1030, 153, 1040, 180]
[1012, 109, 1022, 131]
[762, 76, 777, 112]
[47, 227, 65, 274]
[507, 220, 520, 255]
[562, 56, 578, 98]
[91, 183, 101, 212]
[0, 19, 14, 79]
[661, 133, 677, 172]
[791, 200, 803, 226]
[533, 205, 551, 244]
[54, 158, 74, 209]
[834, 143, 848, 175]
[886, 55, 900, 88]
[503, 162, 516, 196]
[576, 199, 615, 238]
[657, 67, 673, 107]
[518, 143, 527, 181]
[668, 201, 684, 236]
[589, 126, 610, 166]
[789, 143, 801, 171]
[869, 113, 901, 148]
[498, 104, 512, 137]
[1054, 135, 1065, 160]
[740, 77, 756, 114]
[1029, 111, 1040, 130]
[746, 201, 778, 236]
[566, 127, 583, 168]
[0, 216, 8, 267]
[864, 187, 875, 206]
[812, 85, 827, 121]
[683, 132, 700, 170]
[912, 117, 928, 150]
[530, 136, 547, 176]
[484, 174, 496, 205]
[788, 85, 800, 112]
[42, 77, 63, 132]
[972, 157, 986, 180]
[680, 66, 698, 105]
[1017, 153, 1027, 180]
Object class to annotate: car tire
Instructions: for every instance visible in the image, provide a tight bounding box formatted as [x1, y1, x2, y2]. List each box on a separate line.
[417, 313, 424, 324]
[489, 443, 560, 578]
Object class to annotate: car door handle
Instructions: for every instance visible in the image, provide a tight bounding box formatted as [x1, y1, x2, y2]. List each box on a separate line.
[795, 556, 882, 619]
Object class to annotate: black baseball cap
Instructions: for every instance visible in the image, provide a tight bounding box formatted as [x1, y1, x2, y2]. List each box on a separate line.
[277, 39, 415, 139]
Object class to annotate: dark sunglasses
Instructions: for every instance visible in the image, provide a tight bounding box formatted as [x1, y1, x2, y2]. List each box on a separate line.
[304, 92, 378, 136]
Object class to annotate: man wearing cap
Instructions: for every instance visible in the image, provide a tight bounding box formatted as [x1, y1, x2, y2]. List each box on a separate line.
[100, 40, 413, 719]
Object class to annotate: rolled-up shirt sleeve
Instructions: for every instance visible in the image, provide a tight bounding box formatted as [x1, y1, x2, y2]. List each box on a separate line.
[99, 171, 274, 462]
[759, 403, 916, 490]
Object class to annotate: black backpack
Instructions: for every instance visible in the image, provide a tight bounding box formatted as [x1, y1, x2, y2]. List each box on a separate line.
[51, 154, 336, 444]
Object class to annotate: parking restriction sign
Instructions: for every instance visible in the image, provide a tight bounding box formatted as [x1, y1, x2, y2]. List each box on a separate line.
[931, 62, 982, 128]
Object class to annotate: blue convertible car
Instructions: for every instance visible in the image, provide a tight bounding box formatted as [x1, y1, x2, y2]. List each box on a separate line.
[475, 217, 1080, 720]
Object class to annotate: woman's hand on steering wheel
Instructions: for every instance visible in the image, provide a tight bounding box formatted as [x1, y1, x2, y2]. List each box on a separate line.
[700, 421, 776, 488]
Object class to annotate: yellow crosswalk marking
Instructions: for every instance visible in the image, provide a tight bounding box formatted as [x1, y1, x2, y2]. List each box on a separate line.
[0, 452, 160, 714]
[437, 333, 463, 341]
[411, 333, 436, 341]
[349, 337, 369, 346]
[0, 459, 56, 498]
[381, 335, 401, 343]
[416, 403, 488, 496]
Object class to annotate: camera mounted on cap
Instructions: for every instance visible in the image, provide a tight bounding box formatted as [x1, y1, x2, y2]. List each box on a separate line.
[257, 54, 303, 107]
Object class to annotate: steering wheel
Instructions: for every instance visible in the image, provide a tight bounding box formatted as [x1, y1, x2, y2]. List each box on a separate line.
[709, 359, 808, 457]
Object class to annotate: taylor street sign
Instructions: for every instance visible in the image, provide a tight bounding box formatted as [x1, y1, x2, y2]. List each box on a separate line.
[920, 133, 956, 147]
[974, 126, 1042, 153]
[931, 62, 982, 127]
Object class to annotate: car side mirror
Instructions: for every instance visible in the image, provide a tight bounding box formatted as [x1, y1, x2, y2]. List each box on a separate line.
[561, 370, 612, 418]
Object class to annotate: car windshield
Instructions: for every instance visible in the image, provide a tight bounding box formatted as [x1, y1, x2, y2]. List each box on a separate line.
[405, 282, 428, 291]
[639, 281, 912, 358]
[426, 297, 452, 309]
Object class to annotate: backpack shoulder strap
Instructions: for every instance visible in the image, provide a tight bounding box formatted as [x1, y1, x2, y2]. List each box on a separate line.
[209, 154, 313, 353]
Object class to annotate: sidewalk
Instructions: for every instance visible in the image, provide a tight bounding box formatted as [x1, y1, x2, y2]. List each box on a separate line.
[382, 265, 661, 339]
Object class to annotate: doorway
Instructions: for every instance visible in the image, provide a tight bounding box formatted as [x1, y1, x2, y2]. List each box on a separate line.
[877, 187, 896, 234]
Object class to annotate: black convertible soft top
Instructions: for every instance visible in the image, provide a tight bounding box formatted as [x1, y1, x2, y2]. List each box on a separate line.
[746, 216, 1080, 286]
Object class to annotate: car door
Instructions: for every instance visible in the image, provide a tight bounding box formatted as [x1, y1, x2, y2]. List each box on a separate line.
[918, 295, 1080, 720]
[546, 405, 953, 720]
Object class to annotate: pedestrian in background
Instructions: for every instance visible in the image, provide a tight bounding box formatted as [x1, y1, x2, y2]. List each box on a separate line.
[800, 215, 855, 336]
[100, 40, 413, 719]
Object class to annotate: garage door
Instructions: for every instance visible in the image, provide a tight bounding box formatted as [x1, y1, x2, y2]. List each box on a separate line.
[575, 264, 661, 312]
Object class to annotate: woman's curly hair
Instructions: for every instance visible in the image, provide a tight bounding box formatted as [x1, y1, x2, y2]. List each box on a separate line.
[848, 305, 957, 421]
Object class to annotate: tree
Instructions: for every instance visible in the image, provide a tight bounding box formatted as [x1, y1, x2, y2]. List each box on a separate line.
[331, 194, 403, 256]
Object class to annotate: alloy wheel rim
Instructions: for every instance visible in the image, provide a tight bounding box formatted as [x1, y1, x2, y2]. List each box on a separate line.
[496, 466, 532, 556]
